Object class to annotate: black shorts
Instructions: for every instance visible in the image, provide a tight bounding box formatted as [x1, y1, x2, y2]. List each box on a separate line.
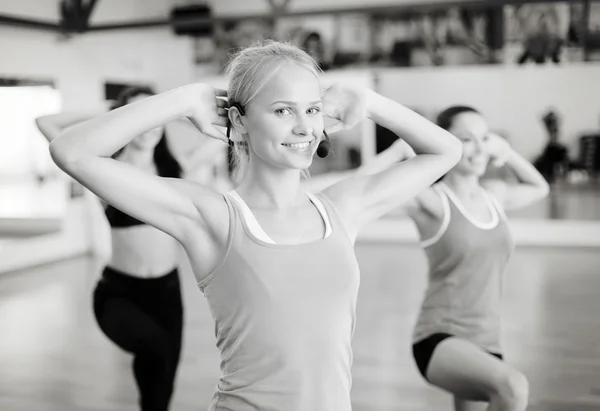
[412, 333, 503, 381]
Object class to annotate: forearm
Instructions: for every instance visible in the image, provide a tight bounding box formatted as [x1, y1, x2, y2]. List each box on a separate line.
[357, 139, 415, 176]
[50, 85, 194, 165]
[366, 92, 462, 160]
[505, 148, 550, 190]
[36, 111, 103, 143]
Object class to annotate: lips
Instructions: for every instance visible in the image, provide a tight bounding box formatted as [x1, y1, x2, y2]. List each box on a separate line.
[281, 138, 315, 150]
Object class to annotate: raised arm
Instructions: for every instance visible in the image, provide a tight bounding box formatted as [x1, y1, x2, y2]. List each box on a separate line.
[36, 110, 104, 143]
[301, 138, 414, 193]
[322, 86, 462, 236]
[49, 84, 229, 242]
[482, 133, 550, 211]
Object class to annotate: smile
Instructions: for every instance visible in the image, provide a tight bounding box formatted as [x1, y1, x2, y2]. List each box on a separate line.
[281, 140, 314, 150]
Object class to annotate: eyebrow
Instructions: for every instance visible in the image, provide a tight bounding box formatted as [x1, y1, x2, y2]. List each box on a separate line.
[269, 100, 322, 106]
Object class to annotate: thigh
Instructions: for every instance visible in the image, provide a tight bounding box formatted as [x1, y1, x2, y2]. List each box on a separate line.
[426, 337, 515, 402]
[94, 293, 168, 354]
[153, 275, 184, 342]
[152, 281, 183, 341]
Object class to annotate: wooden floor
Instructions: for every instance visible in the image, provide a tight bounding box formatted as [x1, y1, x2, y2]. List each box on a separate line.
[1, 244, 600, 411]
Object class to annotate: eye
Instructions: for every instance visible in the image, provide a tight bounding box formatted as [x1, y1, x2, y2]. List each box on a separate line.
[307, 107, 321, 115]
[275, 107, 292, 116]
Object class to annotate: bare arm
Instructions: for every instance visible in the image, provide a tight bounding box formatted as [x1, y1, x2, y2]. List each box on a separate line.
[36, 110, 105, 143]
[301, 138, 414, 193]
[356, 138, 416, 174]
[49, 84, 229, 241]
[482, 147, 550, 211]
[324, 90, 462, 235]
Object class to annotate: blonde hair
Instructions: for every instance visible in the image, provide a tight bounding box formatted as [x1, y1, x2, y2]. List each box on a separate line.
[226, 40, 322, 184]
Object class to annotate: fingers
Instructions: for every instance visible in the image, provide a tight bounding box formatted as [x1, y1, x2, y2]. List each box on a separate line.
[320, 82, 333, 92]
[325, 122, 346, 135]
[204, 125, 228, 143]
[214, 88, 228, 97]
[216, 98, 228, 108]
[495, 157, 509, 167]
[212, 117, 229, 128]
[217, 107, 228, 117]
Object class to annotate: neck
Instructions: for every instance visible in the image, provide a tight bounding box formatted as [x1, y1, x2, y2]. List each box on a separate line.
[442, 171, 481, 198]
[122, 145, 154, 168]
[236, 157, 304, 211]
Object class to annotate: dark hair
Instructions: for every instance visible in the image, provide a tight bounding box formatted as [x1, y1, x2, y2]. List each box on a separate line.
[434, 105, 479, 183]
[111, 86, 182, 178]
[436, 105, 479, 131]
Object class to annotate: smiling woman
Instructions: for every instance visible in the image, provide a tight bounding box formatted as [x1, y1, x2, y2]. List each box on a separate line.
[48, 39, 462, 411]
[225, 43, 324, 184]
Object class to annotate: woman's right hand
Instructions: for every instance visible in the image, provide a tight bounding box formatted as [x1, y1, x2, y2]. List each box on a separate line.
[186, 84, 230, 143]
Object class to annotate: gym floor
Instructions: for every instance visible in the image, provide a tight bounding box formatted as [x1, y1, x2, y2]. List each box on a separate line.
[1, 242, 599, 411]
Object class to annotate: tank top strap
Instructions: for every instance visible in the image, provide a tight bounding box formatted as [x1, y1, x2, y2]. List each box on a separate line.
[481, 188, 508, 221]
[197, 193, 238, 292]
[306, 191, 332, 238]
[439, 182, 499, 229]
[227, 190, 276, 244]
[420, 184, 451, 248]
[312, 192, 353, 245]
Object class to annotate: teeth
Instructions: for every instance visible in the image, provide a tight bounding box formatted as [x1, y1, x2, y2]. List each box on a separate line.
[282, 142, 310, 149]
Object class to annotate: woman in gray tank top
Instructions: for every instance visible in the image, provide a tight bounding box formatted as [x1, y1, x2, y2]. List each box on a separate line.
[48, 40, 463, 410]
[366, 106, 548, 411]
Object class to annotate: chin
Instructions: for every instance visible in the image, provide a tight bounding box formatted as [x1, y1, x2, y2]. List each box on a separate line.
[289, 157, 313, 171]
[278, 150, 315, 170]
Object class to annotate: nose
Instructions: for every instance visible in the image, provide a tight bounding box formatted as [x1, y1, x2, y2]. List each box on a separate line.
[292, 113, 314, 137]
[474, 138, 485, 155]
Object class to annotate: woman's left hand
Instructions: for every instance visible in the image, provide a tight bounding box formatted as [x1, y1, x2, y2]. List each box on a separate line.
[487, 132, 512, 167]
[321, 83, 372, 134]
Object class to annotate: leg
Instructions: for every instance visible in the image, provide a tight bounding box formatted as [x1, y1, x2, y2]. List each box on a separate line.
[153, 276, 184, 407]
[94, 293, 177, 411]
[160, 308, 182, 406]
[426, 338, 528, 411]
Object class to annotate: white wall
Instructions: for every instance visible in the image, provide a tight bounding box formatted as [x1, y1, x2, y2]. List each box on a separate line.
[0, 196, 91, 274]
[376, 64, 600, 161]
[0, 26, 195, 108]
[0, 4, 197, 271]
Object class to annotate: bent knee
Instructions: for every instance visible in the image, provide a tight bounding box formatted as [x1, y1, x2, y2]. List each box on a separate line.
[495, 369, 529, 407]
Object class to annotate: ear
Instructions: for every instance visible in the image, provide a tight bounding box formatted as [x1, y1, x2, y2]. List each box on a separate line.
[229, 106, 248, 136]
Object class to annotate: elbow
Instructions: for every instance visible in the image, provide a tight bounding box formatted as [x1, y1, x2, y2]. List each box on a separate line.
[49, 137, 81, 172]
[446, 136, 463, 166]
[48, 139, 68, 170]
[538, 180, 551, 199]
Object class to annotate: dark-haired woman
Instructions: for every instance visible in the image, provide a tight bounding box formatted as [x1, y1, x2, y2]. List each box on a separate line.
[389, 106, 548, 411]
[36, 87, 203, 411]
